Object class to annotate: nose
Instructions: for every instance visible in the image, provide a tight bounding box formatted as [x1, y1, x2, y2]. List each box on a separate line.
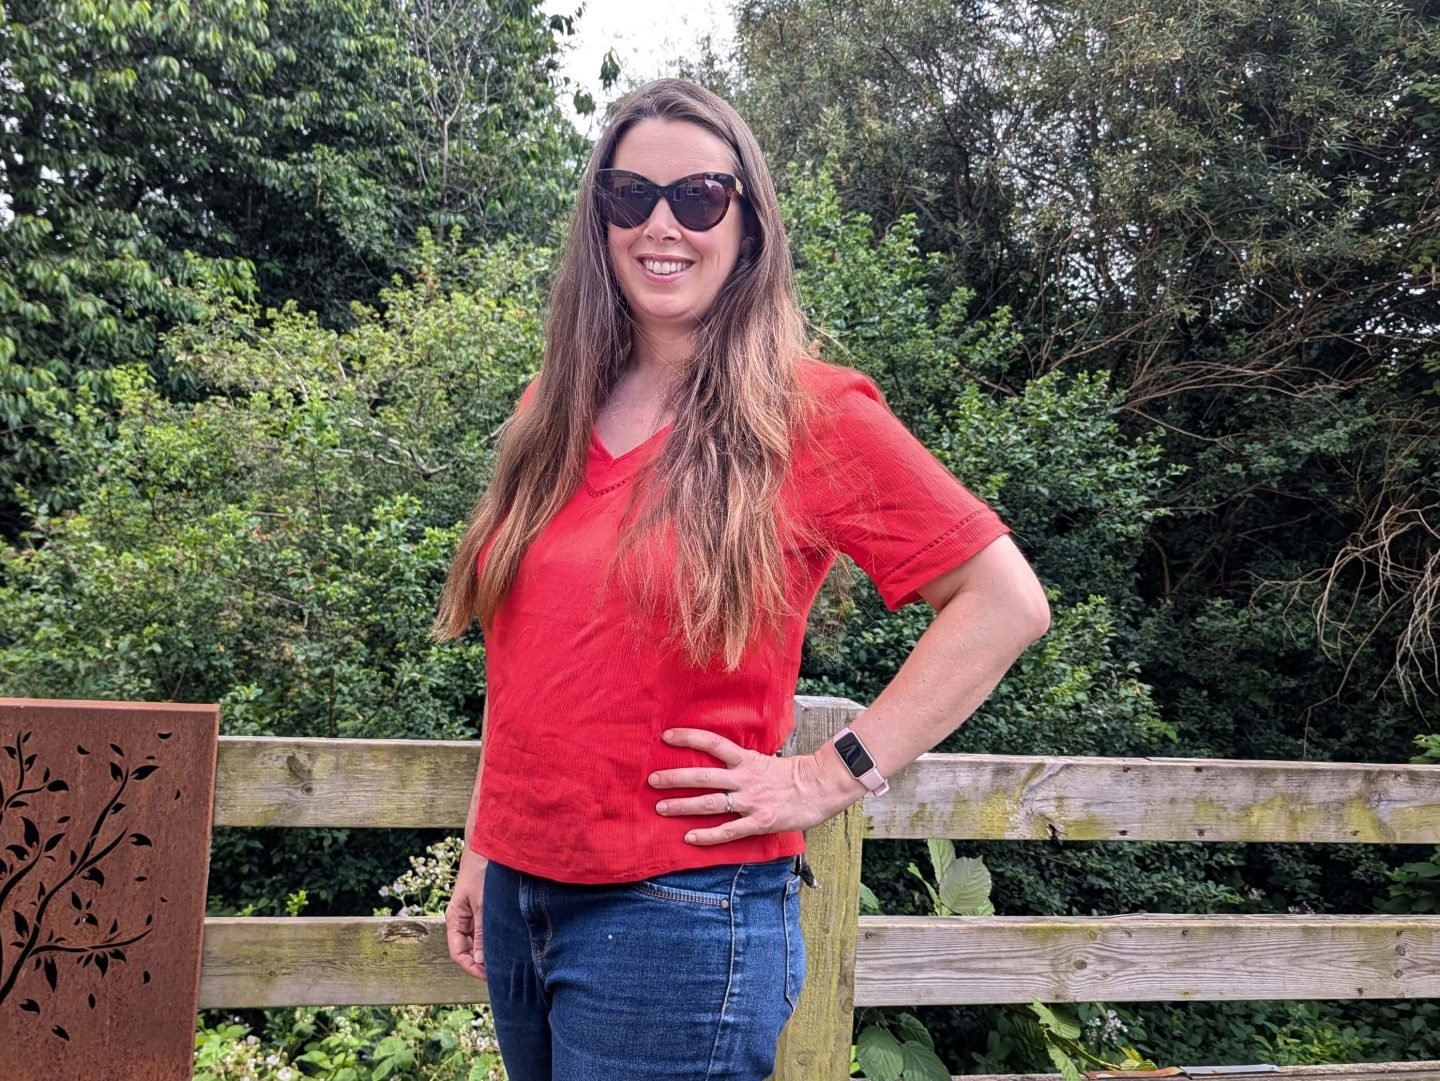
[642, 195, 683, 241]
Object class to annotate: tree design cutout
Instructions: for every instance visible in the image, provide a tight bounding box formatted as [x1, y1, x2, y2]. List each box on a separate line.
[0, 728, 175, 1031]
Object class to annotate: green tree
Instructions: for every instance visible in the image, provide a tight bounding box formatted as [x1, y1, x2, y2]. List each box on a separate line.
[0, 0, 582, 526]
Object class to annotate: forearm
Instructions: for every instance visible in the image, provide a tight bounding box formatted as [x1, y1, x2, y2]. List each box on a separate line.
[807, 577, 1048, 817]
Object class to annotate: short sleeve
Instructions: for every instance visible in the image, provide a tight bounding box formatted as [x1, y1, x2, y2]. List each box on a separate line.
[801, 366, 1010, 610]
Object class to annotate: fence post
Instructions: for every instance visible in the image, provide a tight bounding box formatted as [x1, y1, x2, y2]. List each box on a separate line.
[773, 695, 867, 1081]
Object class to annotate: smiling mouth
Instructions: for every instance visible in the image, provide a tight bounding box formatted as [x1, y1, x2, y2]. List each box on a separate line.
[640, 258, 693, 276]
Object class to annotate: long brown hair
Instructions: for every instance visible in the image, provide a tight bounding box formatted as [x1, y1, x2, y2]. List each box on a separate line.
[431, 78, 812, 669]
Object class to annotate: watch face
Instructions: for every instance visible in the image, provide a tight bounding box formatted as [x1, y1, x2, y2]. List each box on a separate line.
[835, 731, 875, 777]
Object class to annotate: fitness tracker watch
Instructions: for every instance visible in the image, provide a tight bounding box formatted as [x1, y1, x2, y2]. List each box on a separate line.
[831, 726, 890, 796]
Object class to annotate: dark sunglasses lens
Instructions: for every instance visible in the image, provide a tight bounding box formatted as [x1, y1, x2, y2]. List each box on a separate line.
[598, 177, 655, 228]
[671, 177, 730, 230]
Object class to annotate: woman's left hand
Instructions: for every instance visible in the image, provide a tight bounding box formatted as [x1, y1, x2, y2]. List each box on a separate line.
[648, 727, 862, 845]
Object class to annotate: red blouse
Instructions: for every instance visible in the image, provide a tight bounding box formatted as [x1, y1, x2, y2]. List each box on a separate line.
[468, 359, 1010, 883]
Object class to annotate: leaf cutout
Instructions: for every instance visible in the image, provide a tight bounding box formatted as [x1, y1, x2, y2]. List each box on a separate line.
[70, 891, 82, 910]
[42, 833, 64, 853]
[128, 833, 152, 847]
[23, 753, 35, 769]
[76, 745, 89, 755]
[3, 745, 14, 759]
[134, 876, 147, 882]
[56, 815, 69, 824]
[5, 845, 27, 860]
[43, 957, 56, 990]
[82, 867, 104, 886]
[145, 914, 152, 925]
[143, 970, 151, 984]
[109, 761, 122, 782]
[20, 999, 39, 1014]
[46, 780, 68, 792]
[82, 914, 98, 927]
[22, 818, 38, 846]
[21, 730, 31, 742]
[52, 1025, 69, 1041]
[41, 766, 49, 783]
[174, 789, 181, 800]
[88, 993, 96, 1008]
[111, 949, 126, 962]
[109, 917, 118, 934]
[13, 910, 28, 936]
[95, 954, 108, 976]
[158, 732, 171, 739]
[132, 765, 159, 780]
[111, 803, 126, 814]
[68, 850, 76, 866]
[109, 743, 123, 757]
[10, 799, 27, 808]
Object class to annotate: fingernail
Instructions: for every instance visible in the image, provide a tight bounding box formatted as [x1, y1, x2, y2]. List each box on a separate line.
[662, 730, 674, 741]
[649, 772, 660, 785]
[657, 801, 668, 813]
[685, 832, 697, 843]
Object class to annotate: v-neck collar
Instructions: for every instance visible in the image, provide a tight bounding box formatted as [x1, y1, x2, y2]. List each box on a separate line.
[585, 421, 674, 496]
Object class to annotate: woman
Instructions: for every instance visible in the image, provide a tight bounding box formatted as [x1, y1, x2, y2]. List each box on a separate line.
[433, 78, 1050, 1080]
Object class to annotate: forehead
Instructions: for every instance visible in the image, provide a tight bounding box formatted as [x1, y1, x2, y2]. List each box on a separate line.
[610, 119, 736, 183]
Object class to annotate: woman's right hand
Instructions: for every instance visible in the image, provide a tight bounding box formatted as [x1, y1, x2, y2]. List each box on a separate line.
[445, 844, 488, 980]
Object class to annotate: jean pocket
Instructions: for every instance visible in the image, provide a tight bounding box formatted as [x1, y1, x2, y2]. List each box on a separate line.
[782, 872, 805, 1014]
[627, 867, 737, 907]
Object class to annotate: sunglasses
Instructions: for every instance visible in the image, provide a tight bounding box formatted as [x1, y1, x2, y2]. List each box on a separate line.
[595, 169, 746, 232]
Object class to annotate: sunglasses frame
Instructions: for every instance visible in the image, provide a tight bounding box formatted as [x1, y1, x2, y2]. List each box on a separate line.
[595, 169, 746, 232]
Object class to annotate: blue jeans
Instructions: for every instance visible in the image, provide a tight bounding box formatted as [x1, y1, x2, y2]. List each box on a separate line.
[482, 855, 807, 1080]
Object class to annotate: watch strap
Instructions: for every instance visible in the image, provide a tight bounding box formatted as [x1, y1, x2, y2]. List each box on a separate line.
[832, 726, 890, 797]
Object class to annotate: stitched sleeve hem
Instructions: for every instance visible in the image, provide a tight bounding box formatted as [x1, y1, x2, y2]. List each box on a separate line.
[874, 511, 1012, 610]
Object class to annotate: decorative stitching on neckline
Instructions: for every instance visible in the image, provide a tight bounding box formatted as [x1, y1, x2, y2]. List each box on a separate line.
[583, 475, 635, 497]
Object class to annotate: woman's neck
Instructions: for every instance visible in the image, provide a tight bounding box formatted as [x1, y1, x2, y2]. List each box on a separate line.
[626, 322, 693, 384]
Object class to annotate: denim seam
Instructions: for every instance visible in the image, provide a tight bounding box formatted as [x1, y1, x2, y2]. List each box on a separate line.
[702, 863, 746, 1081]
[628, 882, 730, 907]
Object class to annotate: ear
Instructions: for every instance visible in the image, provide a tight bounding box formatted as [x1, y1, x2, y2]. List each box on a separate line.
[739, 206, 762, 259]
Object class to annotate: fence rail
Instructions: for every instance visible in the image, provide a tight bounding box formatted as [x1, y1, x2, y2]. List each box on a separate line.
[213, 729, 1440, 843]
[12, 695, 1440, 1079]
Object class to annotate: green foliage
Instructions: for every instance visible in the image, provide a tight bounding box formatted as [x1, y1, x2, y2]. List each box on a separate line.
[0, 236, 547, 912]
[0, 0, 580, 525]
[194, 1004, 504, 1081]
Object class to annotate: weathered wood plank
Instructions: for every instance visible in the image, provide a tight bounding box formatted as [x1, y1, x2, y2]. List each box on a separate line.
[199, 913, 1440, 1009]
[199, 916, 488, 1008]
[868, 753, 1440, 843]
[214, 736, 479, 829]
[773, 697, 867, 1081]
[212, 738, 1440, 844]
[854, 914, 1440, 1005]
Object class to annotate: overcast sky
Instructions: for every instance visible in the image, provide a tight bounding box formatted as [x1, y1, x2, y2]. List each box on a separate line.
[548, 0, 737, 135]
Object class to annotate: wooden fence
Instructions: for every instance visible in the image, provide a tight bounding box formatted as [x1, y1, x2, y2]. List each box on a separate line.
[197, 695, 1440, 1079]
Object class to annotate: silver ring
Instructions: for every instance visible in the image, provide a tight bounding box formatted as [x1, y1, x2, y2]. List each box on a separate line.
[724, 791, 735, 815]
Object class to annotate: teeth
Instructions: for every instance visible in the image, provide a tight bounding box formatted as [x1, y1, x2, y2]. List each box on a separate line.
[642, 259, 689, 275]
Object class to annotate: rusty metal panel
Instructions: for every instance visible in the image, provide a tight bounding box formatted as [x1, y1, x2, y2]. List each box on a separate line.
[0, 699, 220, 1081]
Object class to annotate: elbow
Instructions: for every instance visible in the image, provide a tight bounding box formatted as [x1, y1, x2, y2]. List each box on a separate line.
[1024, 590, 1052, 644]
[1014, 577, 1051, 646]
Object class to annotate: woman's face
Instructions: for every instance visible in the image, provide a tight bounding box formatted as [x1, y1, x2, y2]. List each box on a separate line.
[604, 119, 746, 337]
